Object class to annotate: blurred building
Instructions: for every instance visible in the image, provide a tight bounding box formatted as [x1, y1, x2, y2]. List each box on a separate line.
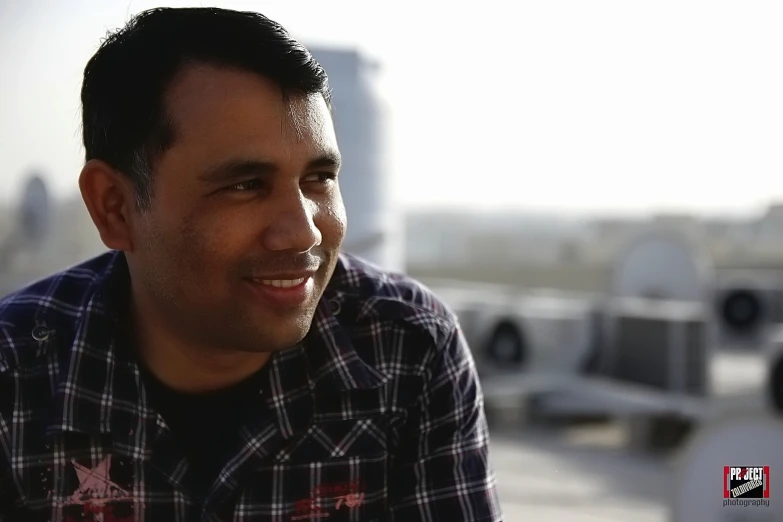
[405, 203, 783, 294]
[0, 194, 105, 296]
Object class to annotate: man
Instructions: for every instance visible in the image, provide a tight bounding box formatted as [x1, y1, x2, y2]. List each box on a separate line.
[0, 7, 501, 522]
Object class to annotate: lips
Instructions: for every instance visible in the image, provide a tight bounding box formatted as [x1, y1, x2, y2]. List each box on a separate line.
[243, 274, 315, 308]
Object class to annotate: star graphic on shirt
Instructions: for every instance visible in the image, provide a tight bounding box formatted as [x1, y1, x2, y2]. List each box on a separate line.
[69, 455, 131, 502]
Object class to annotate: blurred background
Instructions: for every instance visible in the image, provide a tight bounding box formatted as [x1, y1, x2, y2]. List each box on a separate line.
[3, 1, 783, 520]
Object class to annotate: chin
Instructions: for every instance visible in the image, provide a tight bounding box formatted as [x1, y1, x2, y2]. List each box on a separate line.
[250, 315, 313, 353]
[273, 330, 309, 351]
[230, 282, 324, 351]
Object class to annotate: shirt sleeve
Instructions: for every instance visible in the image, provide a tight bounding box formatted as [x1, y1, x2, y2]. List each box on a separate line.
[388, 322, 503, 522]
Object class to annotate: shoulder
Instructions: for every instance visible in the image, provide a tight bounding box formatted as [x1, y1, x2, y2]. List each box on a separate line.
[328, 254, 461, 360]
[0, 251, 120, 373]
[327, 255, 484, 420]
[332, 253, 457, 330]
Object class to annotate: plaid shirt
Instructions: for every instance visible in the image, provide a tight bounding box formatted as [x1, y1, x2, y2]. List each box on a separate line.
[0, 250, 502, 522]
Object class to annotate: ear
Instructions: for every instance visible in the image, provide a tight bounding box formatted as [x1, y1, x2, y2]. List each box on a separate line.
[78, 159, 136, 252]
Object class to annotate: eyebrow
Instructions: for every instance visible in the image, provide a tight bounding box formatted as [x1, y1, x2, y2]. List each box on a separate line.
[198, 152, 342, 184]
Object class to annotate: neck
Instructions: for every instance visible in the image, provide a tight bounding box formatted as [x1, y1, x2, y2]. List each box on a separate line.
[129, 295, 270, 395]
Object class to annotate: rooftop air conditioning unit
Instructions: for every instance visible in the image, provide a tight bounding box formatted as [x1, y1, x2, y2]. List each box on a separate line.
[589, 228, 715, 396]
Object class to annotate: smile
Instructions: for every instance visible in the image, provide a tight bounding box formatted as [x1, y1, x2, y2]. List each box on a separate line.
[244, 275, 314, 309]
[251, 277, 307, 288]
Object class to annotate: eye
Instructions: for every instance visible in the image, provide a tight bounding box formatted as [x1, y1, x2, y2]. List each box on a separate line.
[226, 179, 264, 191]
[304, 172, 338, 184]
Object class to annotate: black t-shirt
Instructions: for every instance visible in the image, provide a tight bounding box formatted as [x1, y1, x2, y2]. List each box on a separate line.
[138, 361, 269, 502]
[113, 307, 270, 501]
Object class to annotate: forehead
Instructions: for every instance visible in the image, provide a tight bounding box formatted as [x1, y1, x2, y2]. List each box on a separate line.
[162, 62, 336, 162]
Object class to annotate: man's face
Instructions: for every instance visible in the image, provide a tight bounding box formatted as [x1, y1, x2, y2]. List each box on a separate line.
[129, 63, 346, 353]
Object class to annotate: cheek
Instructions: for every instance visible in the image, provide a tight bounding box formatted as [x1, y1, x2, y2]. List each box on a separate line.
[322, 192, 348, 236]
[319, 195, 347, 243]
[162, 217, 242, 282]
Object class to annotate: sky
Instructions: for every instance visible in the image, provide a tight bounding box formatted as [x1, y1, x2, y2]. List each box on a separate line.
[1, 0, 782, 216]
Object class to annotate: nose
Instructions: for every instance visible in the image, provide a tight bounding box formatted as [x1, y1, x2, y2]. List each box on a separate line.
[262, 192, 322, 253]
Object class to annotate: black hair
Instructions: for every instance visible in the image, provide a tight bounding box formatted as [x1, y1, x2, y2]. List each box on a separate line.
[81, 7, 331, 209]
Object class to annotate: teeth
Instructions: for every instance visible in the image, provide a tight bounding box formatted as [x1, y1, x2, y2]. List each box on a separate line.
[256, 277, 306, 288]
